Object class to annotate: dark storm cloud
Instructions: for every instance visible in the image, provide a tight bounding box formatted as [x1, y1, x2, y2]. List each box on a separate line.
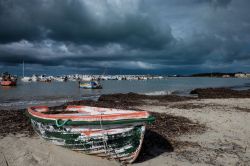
[0, 0, 173, 49]
[0, 0, 250, 74]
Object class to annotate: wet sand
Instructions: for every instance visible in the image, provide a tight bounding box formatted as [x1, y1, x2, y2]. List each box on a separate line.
[0, 88, 250, 165]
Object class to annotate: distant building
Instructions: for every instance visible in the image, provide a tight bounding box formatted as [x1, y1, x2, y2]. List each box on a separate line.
[222, 74, 230, 78]
[246, 73, 250, 78]
[234, 73, 250, 78]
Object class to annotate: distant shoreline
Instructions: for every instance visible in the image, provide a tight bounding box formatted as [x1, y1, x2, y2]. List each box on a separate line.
[3, 72, 250, 82]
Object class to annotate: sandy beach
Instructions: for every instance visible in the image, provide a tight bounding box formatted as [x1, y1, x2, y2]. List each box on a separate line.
[136, 98, 250, 165]
[0, 88, 250, 166]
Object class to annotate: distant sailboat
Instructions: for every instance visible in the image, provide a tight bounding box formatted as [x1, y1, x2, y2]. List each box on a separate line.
[21, 61, 31, 82]
[23, 60, 24, 78]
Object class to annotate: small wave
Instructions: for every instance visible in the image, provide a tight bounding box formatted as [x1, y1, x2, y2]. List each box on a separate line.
[144, 90, 173, 96]
[229, 83, 250, 90]
[0, 95, 101, 110]
[0, 98, 71, 110]
[144, 89, 194, 96]
[81, 95, 100, 101]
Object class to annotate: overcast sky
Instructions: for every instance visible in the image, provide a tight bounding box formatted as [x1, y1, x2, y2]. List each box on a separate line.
[0, 0, 250, 75]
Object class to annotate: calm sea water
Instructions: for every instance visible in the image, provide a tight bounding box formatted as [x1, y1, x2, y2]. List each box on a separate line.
[1, 77, 250, 110]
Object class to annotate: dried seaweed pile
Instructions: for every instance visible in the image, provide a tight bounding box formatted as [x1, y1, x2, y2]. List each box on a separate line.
[99, 92, 194, 103]
[66, 93, 194, 111]
[169, 103, 208, 109]
[136, 112, 206, 162]
[0, 109, 34, 138]
[233, 107, 250, 113]
[148, 112, 206, 139]
[191, 88, 250, 98]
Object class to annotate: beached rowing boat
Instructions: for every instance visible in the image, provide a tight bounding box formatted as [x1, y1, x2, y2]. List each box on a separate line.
[26, 105, 154, 163]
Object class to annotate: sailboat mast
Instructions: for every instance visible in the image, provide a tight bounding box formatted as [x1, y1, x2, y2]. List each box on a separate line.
[22, 60, 24, 78]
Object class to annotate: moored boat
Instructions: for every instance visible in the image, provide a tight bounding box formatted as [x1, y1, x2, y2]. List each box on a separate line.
[0, 80, 16, 86]
[79, 81, 102, 89]
[1, 72, 17, 86]
[21, 77, 31, 82]
[26, 105, 155, 163]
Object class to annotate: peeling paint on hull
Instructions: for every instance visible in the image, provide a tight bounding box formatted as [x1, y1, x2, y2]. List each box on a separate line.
[27, 106, 154, 164]
[31, 120, 145, 163]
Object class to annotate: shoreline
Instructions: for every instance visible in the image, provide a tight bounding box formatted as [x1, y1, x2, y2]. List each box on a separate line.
[1, 87, 250, 165]
[2, 86, 250, 111]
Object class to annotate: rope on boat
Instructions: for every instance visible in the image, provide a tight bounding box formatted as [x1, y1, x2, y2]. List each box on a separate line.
[99, 113, 108, 154]
[55, 119, 70, 127]
[99, 113, 121, 164]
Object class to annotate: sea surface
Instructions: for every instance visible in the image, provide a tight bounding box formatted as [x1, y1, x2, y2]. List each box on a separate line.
[1, 77, 250, 110]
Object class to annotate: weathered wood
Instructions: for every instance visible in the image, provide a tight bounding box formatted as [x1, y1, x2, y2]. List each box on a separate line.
[27, 105, 153, 163]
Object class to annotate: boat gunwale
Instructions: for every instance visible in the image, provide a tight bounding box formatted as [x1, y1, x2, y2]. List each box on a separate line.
[26, 106, 155, 126]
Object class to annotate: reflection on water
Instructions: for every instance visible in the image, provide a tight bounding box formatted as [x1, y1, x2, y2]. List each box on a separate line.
[1, 77, 250, 110]
[1, 86, 16, 90]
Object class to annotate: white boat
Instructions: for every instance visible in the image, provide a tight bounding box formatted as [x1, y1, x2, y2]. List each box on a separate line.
[21, 77, 31, 82]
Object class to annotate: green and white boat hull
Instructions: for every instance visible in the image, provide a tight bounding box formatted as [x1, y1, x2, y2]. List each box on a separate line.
[27, 106, 154, 163]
